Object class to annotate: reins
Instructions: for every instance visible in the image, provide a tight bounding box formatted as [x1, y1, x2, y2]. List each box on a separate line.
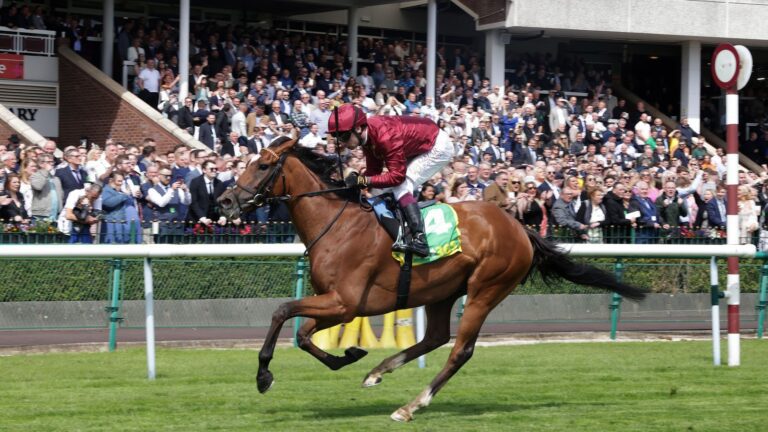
[230, 148, 371, 256]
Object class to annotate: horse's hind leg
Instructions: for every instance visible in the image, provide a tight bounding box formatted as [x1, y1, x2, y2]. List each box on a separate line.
[257, 291, 358, 393]
[362, 293, 457, 387]
[390, 292, 500, 422]
[296, 318, 368, 371]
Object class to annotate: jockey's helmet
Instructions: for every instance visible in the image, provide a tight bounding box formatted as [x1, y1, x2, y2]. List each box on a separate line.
[327, 104, 367, 134]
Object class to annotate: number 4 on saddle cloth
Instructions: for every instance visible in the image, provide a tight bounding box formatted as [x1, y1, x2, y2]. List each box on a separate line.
[367, 193, 462, 266]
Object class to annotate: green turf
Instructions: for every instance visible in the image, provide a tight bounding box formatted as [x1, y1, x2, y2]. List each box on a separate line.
[1, 341, 767, 431]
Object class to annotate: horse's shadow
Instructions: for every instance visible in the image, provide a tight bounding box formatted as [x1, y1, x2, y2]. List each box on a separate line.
[301, 400, 593, 420]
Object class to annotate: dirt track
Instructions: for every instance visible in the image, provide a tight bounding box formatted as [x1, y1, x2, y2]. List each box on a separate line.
[1, 320, 756, 355]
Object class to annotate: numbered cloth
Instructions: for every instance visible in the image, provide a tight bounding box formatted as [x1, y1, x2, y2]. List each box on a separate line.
[393, 204, 462, 266]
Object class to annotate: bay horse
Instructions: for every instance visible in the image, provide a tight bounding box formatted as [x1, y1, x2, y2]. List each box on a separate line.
[217, 136, 645, 422]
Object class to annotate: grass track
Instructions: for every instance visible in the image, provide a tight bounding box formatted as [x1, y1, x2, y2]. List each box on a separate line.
[1, 340, 767, 431]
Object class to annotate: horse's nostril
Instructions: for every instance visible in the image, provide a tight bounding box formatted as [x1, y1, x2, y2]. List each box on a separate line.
[220, 198, 232, 208]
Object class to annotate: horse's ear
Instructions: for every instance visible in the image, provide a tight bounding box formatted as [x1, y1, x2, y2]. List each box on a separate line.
[290, 127, 299, 141]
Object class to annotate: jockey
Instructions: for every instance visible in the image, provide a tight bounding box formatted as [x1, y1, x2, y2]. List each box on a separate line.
[328, 104, 454, 257]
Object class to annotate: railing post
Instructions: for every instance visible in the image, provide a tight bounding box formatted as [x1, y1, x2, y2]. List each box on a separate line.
[710, 257, 722, 366]
[757, 260, 768, 339]
[610, 259, 624, 340]
[106, 258, 123, 352]
[293, 257, 307, 348]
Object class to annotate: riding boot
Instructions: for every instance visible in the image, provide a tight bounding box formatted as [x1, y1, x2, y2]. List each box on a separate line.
[402, 203, 430, 257]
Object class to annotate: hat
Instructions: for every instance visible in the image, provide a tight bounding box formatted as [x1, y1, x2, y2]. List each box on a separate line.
[159, 169, 172, 176]
[8, 134, 20, 144]
[523, 175, 535, 184]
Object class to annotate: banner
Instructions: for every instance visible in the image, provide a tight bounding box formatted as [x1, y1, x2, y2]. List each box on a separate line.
[0, 53, 24, 80]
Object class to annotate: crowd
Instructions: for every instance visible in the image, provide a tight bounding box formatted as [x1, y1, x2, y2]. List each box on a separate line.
[3, 12, 768, 246]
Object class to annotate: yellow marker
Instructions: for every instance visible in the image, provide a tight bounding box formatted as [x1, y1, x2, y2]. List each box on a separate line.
[338, 317, 362, 349]
[359, 317, 380, 348]
[395, 309, 416, 349]
[379, 312, 398, 348]
[311, 327, 332, 350]
[327, 324, 341, 349]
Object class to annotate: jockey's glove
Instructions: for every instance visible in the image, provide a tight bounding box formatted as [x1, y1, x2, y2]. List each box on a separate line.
[345, 172, 368, 189]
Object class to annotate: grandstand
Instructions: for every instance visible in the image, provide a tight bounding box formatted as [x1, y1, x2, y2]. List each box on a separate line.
[0, 0, 768, 247]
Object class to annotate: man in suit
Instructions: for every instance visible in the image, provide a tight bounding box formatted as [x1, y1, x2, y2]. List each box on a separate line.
[482, 171, 512, 211]
[188, 160, 222, 225]
[221, 132, 244, 157]
[55, 148, 88, 202]
[176, 97, 195, 132]
[269, 101, 290, 126]
[551, 187, 586, 240]
[706, 186, 727, 229]
[198, 113, 217, 150]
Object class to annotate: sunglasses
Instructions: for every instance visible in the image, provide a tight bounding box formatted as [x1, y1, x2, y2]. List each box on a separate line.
[510, 181, 520, 184]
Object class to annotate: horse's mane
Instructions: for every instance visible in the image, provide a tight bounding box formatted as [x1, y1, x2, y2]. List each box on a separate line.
[268, 136, 357, 200]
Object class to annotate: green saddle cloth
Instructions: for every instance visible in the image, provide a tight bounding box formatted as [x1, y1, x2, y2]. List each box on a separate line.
[393, 203, 462, 266]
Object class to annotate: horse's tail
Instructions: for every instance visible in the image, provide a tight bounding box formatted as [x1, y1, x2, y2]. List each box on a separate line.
[525, 228, 646, 301]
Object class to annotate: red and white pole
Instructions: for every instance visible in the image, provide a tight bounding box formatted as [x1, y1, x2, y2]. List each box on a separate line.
[725, 86, 740, 366]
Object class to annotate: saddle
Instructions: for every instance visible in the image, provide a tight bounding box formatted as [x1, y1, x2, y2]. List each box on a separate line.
[367, 193, 462, 309]
[367, 193, 436, 245]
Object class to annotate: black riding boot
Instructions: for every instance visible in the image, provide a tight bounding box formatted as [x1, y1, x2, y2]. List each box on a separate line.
[403, 203, 430, 257]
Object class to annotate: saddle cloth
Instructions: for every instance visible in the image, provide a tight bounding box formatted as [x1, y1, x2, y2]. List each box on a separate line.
[368, 194, 462, 266]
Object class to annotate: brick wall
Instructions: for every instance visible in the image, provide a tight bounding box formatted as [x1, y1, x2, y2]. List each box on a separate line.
[0, 119, 31, 147]
[58, 54, 182, 155]
[455, 0, 506, 26]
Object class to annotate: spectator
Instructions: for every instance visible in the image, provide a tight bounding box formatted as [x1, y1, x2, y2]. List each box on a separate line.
[738, 184, 759, 243]
[551, 187, 585, 240]
[198, 113, 218, 150]
[188, 160, 223, 227]
[521, 181, 548, 236]
[633, 181, 660, 244]
[656, 180, 688, 240]
[55, 148, 88, 202]
[0, 174, 29, 224]
[63, 184, 103, 244]
[603, 182, 635, 243]
[482, 171, 512, 211]
[147, 168, 191, 243]
[29, 154, 63, 222]
[18, 158, 37, 216]
[445, 177, 477, 203]
[100, 172, 137, 244]
[576, 188, 608, 243]
[137, 58, 161, 109]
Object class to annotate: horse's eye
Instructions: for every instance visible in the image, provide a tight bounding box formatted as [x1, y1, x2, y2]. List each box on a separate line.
[259, 164, 269, 171]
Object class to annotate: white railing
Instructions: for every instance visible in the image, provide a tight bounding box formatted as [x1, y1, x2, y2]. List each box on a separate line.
[0, 26, 56, 56]
[0, 243, 755, 378]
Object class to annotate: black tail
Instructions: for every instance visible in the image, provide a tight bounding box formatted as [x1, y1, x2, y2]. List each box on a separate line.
[525, 229, 646, 301]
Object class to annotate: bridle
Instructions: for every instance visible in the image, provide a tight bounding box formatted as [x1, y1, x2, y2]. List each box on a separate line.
[226, 146, 360, 255]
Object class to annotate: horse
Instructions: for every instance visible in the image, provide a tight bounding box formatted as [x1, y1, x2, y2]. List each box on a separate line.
[217, 136, 645, 422]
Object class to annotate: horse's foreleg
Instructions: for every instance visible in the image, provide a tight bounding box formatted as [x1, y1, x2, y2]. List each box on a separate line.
[390, 296, 493, 422]
[362, 295, 456, 387]
[257, 291, 351, 393]
[296, 318, 368, 371]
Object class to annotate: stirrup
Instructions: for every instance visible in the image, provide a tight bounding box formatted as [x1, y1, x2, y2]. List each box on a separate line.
[391, 226, 408, 252]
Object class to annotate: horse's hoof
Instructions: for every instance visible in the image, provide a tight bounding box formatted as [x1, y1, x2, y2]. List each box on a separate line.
[256, 370, 274, 394]
[345, 347, 368, 362]
[390, 408, 412, 422]
[362, 374, 382, 388]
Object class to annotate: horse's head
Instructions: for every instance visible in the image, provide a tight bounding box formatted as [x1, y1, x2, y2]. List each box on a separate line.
[218, 136, 297, 220]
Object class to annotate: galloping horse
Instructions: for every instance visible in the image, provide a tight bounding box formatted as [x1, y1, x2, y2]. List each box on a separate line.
[217, 136, 645, 422]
